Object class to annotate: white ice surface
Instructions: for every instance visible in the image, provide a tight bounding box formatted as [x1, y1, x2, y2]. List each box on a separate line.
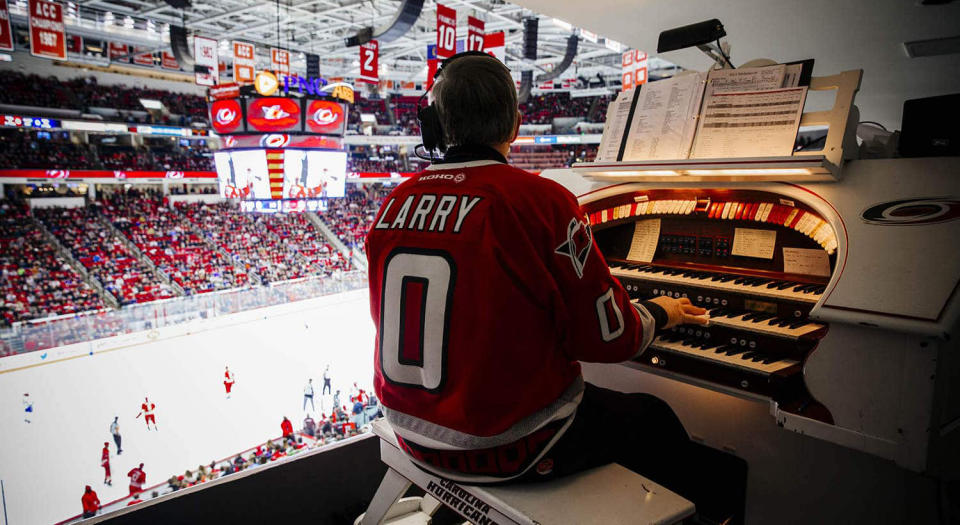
[0, 289, 376, 525]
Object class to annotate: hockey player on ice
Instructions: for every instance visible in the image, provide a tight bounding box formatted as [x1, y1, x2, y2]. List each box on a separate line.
[22, 392, 32, 423]
[101, 442, 112, 486]
[127, 463, 146, 495]
[224, 366, 235, 399]
[136, 397, 158, 430]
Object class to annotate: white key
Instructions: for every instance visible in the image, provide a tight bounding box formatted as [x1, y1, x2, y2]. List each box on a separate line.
[707, 312, 824, 339]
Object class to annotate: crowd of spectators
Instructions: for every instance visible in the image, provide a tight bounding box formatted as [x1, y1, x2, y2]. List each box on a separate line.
[33, 206, 176, 306]
[510, 144, 599, 170]
[101, 190, 248, 295]
[0, 202, 105, 325]
[518, 92, 609, 125]
[0, 130, 94, 170]
[323, 185, 388, 253]
[0, 72, 208, 125]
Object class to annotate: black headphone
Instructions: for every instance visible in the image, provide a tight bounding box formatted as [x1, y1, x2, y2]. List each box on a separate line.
[417, 51, 500, 160]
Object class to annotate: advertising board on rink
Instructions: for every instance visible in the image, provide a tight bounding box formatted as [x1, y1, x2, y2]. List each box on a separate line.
[28, 0, 66, 60]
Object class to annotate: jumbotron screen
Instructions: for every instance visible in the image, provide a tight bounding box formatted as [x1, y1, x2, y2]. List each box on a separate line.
[209, 97, 348, 136]
[214, 149, 347, 200]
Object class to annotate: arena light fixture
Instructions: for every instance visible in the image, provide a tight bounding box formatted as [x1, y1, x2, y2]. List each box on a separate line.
[139, 99, 164, 110]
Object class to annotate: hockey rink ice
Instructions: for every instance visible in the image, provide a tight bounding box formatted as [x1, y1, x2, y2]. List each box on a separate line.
[0, 289, 376, 525]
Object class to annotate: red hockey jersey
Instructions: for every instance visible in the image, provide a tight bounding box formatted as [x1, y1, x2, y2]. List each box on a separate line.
[367, 158, 657, 481]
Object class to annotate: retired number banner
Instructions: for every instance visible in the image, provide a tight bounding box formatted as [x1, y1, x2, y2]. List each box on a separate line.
[0, 0, 14, 52]
[233, 41, 255, 84]
[28, 0, 66, 60]
[435, 4, 456, 58]
[194, 36, 219, 86]
[358, 40, 378, 83]
[271, 48, 289, 75]
[466, 16, 484, 52]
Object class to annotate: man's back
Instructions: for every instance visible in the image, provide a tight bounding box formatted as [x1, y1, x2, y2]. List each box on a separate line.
[367, 157, 647, 479]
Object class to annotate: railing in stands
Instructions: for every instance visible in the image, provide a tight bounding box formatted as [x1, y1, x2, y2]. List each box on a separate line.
[0, 271, 368, 357]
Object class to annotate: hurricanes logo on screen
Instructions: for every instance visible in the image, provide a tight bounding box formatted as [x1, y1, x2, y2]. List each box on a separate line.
[224, 136, 237, 148]
[248, 98, 300, 131]
[216, 107, 238, 125]
[861, 197, 960, 226]
[312, 107, 336, 125]
[113, 170, 127, 179]
[45, 170, 69, 179]
[165, 171, 185, 179]
[260, 134, 290, 148]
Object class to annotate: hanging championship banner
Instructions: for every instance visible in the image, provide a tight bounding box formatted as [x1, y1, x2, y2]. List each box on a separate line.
[483, 31, 505, 62]
[0, 0, 13, 52]
[161, 51, 179, 70]
[133, 46, 154, 66]
[28, 0, 66, 60]
[621, 50, 647, 91]
[466, 16, 484, 52]
[435, 4, 456, 59]
[271, 48, 289, 75]
[109, 42, 129, 63]
[358, 40, 378, 83]
[194, 36, 219, 86]
[426, 44, 438, 91]
[66, 34, 81, 54]
[233, 41, 255, 84]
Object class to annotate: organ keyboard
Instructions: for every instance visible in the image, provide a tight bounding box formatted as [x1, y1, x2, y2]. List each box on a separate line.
[585, 189, 835, 419]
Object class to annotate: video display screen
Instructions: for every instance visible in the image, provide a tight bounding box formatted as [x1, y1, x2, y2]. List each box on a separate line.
[304, 99, 347, 136]
[282, 149, 347, 199]
[210, 99, 244, 134]
[245, 97, 302, 133]
[215, 148, 346, 200]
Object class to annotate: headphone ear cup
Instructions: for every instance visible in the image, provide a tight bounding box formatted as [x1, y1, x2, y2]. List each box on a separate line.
[418, 105, 445, 153]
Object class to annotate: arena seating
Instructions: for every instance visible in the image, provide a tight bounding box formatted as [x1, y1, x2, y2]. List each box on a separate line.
[33, 206, 177, 306]
[518, 93, 609, 125]
[100, 190, 249, 295]
[510, 145, 598, 170]
[0, 202, 106, 325]
[255, 212, 353, 275]
[322, 186, 387, 253]
[0, 72, 208, 125]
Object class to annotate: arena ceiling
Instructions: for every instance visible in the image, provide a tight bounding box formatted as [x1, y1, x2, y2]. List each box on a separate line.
[6, 0, 677, 81]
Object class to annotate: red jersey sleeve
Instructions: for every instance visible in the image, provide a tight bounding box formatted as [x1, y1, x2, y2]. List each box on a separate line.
[491, 179, 657, 363]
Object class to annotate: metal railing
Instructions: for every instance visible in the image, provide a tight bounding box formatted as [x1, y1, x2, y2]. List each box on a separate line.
[0, 271, 368, 356]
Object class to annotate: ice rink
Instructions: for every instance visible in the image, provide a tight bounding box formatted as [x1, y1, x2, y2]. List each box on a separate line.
[0, 289, 376, 525]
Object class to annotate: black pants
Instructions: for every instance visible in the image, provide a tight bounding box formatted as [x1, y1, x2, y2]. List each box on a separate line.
[113, 434, 122, 452]
[518, 383, 747, 524]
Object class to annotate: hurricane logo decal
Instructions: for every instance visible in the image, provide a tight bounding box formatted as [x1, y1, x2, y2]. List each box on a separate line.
[861, 197, 960, 225]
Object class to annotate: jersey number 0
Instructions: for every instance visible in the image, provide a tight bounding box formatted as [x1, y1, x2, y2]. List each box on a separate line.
[379, 249, 456, 393]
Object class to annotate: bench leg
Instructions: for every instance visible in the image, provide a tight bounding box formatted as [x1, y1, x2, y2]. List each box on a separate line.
[361, 468, 412, 525]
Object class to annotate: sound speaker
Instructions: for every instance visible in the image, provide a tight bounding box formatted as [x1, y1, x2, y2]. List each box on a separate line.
[535, 35, 578, 82]
[306, 53, 320, 78]
[523, 18, 538, 60]
[169, 25, 194, 68]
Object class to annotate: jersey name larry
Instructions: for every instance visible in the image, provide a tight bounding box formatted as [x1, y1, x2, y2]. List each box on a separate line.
[374, 194, 483, 234]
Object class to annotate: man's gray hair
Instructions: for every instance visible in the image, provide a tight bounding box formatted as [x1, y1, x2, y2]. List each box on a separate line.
[432, 55, 518, 148]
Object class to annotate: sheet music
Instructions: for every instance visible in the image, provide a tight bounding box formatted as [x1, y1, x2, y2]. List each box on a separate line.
[690, 87, 807, 158]
[731, 228, 777, 259]
[627, 218, 661, 263]
[595, 90, 636, 162]
[782, 247, 831, 277]
[704, 65, 786, 97]
[782, 63, 804, 88]
[621, 72, 707, 161]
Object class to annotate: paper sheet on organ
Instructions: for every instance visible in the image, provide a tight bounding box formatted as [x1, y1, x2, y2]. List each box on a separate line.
[627, 218, 661, 263]
[731, 227, 777, 259]
[596, 90, 636, 162]
[690, 86, 807, 159]
[782, 247, 831, 277]
[621, 72, 707, 161]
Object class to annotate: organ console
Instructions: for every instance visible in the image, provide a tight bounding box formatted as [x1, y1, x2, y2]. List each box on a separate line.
[587, 188, 835, 421]
[544, 156, 960, 484]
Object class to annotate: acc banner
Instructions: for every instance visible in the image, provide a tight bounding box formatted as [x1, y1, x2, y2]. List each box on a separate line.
[466, 16, 484, 52]
[435, 4, 456, 58]
[233, 41, 255, 84]
[0, 0, 12, 52]
[194, 36, 219, 86]
[483, 31, 505, 62]
[621, 50, 647, 91]
[271, 48, 290, 75]
[358, 40, 378, 83]
[28, 0, 66, 60]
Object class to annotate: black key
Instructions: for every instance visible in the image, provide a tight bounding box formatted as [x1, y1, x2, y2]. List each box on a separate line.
[766, 281, 781, 289]
[776, 281, 795, 290]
